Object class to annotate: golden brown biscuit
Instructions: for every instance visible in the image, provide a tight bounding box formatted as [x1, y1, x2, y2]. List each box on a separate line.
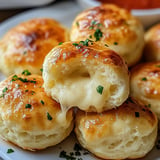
[130, 62, 160, 119]
[0, 18, 69, 76]
[75, 97, 158, 160]
[43, 41, 129, 112]
[0, 73, 73, 151]
[70, 4, 144, 67]
[144, 23, 160, 62]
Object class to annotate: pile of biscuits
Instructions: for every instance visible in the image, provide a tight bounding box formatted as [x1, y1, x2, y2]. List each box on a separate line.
[0, 4, 159, 160]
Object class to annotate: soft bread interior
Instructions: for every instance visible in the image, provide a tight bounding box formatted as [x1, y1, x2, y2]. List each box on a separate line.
[44, 58, 129, 112]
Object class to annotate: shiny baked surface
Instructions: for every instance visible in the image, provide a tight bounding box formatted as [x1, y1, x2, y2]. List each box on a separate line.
[0, 18, 69, 76]
[144, 23, 160, 62]
[130, 62, 160, 118]
[75, 97, 158, 159]
[70, 4, 144, 66]
[43, 41, 129, 112]
[0, 73, 73, 151]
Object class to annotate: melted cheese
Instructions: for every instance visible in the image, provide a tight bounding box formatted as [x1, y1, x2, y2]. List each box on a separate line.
[51, 75, 110, 112]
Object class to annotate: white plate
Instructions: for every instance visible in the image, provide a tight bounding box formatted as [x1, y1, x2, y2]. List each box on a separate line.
[0, 1, 160, 160]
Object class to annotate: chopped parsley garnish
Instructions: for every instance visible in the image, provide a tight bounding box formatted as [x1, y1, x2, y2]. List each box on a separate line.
[141, 77, 147, 81]
[0, 94, 4, 98]
[2, 87, 8, 93]
[72, 43, 79, 47]
[155, 65, 160, 68]
[59, 150, 76, 160]
[31, 91, 35, 95]
[94, 29, 103, 41]
[97, 23, 103, 27]
[0, 87, 8, 98]
[7, 148, 14, 154]
[79, 39, 93, 46]
[89, 35, 92, 38]
[114, 42, 118, 45]
[40, 100, 44, 105]
[74, 143, 82, 151]
[23, 51, 27, 55]
[145, 104, 151, 108]
[59, 42, 63, 45]
[91, 20, 97, 25]
[25, 104, 32, 109]
[11, 75, 18, 81]
[25, 90, 29, 92]
[22, 69, 31, 76]
[40, 68, 43, 72]
[105, 44, 109, 47]
[96, 85, 104, 95]
[11, 75, 37, 84]
[47, 112, 52, 120]
[76, 21, 79, 27]
[30, 80, 36, 84]
[89, 26, 94, 30]
[135, 112, 140, 117]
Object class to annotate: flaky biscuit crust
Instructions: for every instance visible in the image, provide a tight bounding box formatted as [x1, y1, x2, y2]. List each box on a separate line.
[0, 74, 73, 150]
[70, 4, 144, 66]
[0, 18, 69, 76]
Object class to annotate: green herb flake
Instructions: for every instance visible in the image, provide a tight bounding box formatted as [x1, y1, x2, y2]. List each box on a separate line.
[2, 87, 8, 93]
[76, 21, 79, 27]
[30, 80, 36, 84]
[94, 28, 103, 41]
[23, 51, 27, 55]
[114, 42, 118, 45]
[25, 104, 32, 109]
[105, 44, 109, 47]
[141, 77, 147, 81]
[72, 43, 79, 47]
[79, 39, 93, 46]
[155, 65, 160, 68]
[145, 104, 151, 108]
[47, 112, 52, 120]
[31, 91, 35, 95]
[40, 68, 43, 72]
[40, 100, 44, 105]
[22, 69, 31, 76]
[11, 75, 18, 82]
[91, 20, 97, 25]
[0, 94, 4, 98]
[25, 90, 29, 92]
[7, 148, 14, 154]
[89, 26, 94, 30]
[97, 23, 103, 27]
[58, 42, 63, 45]
[74, 143, 82, 151]
[135, 112, 140, 118]
[59, 150, 76, 160]
[96, 85, 104, 95]
[89, 35, 92, 39]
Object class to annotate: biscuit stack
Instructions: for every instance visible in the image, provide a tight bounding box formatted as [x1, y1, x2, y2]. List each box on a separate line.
[0, 4, 159, 160]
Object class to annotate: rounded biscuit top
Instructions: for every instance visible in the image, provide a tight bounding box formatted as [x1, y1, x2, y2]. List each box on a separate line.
[144, 23, 160, 62]
[43, 41, 129, 112]
[75, 97, 157, 159]
[0, 18, 69, 76]
[0, 73, 74, 150]
[130, 62, 160, 118]
[70, 4, 144, 66]
[46, 41, 127, 68]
